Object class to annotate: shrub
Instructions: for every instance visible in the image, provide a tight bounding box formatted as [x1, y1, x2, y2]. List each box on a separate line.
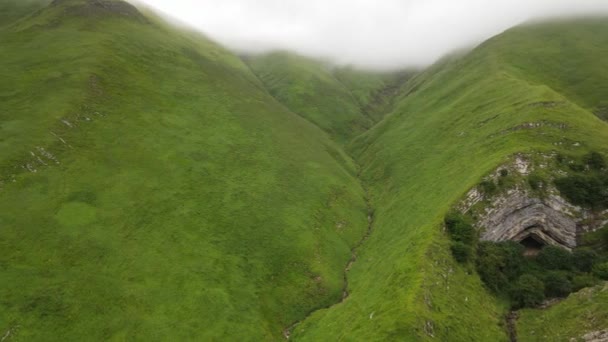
[499, 169, 509, 177]
[543, 271, 572, 298]
[451, 241, 473, 263]
[537, 246, 573, 271]
[555, 175, 608, 210]
[476, 241, 525, 293]
[592, 262, 608, 280]
[476, 242, 508, 292]
[444, 213, 476, 245]
[444, 212, 465, 231]
[572, 248, 599, 273]
[479, 180, 498, 196]
[585, 152, 606, 170]
[510, 274, 545, 309]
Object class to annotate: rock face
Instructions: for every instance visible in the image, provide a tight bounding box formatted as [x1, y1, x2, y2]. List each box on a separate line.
[581, 329, 608, 342]
[478, 190, 581, 250]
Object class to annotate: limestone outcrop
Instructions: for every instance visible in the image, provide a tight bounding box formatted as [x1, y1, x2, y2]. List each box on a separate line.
[478, 190, 580, 250]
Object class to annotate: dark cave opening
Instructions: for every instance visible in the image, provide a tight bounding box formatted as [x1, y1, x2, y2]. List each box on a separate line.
[520, 235, 546, 257]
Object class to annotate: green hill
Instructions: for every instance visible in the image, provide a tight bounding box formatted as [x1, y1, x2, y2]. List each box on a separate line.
[0, 0, 369, 340]
[2, 1, 608, 341]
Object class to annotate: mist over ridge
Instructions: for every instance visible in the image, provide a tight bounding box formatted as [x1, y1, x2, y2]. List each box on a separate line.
[134, 0, 608, 70]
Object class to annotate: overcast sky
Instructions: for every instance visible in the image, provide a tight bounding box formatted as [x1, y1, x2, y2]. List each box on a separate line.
[136, 0, 608, 70]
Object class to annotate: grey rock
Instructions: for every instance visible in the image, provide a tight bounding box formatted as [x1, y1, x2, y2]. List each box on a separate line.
[479, 190, 580, 249]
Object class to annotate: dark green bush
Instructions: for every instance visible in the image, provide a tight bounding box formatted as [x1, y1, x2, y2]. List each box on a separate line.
[543, 271, 572, 298]
[592, 262, 608, 280]
[476, 241, 526, 293]
[537, 246, 573, 271]
[444, 213, 476, 245]
[572, 248, 599, 273]
[555, 174, 608, 210]
[476, 242, 509, 292]
[444, 213, 477, 263]
[510, 274, 546, 309]
[499, 169, 509, 177]
[451, 241, 473, 263]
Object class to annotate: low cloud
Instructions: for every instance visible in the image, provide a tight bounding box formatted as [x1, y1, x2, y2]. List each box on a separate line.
[136, 0, 608, 69]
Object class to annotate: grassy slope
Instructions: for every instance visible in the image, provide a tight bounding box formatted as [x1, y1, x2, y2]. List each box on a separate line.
[0, 1, 369, 340]
[517, 282, 608, 341]
[293, 19, 608, 341]
[489, 18, 608, 119]
[0, 0, 48, 29]
[245, 52, 376, 142]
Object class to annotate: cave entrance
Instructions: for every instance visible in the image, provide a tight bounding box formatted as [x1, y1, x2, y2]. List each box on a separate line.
[520, 235, 546, 257]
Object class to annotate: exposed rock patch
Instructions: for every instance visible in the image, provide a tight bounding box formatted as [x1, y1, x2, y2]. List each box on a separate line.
[490, 121, 568, 138]
[580, 329, 608, 342]
[458, 153, 607, 250]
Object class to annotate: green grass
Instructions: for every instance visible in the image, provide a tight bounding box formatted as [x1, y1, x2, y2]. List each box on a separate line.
[485, 18, 608, 118]
[518, 283, 608, 341]
[0, 1, 369, 340]
[2, 2, 608, 340]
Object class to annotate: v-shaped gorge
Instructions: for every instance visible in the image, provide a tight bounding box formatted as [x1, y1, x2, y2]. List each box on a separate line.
[2, 1, 608, 341]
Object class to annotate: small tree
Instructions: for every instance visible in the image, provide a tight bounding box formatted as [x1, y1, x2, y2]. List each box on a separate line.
[510, 274, 545, 309]
[476, 241, 525, 293]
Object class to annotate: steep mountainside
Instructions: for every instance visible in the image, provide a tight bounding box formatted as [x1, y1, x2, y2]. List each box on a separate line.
[484, 18, 608, 120]
[0, 0, 369, 340]
[290, 18, 608, 341]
